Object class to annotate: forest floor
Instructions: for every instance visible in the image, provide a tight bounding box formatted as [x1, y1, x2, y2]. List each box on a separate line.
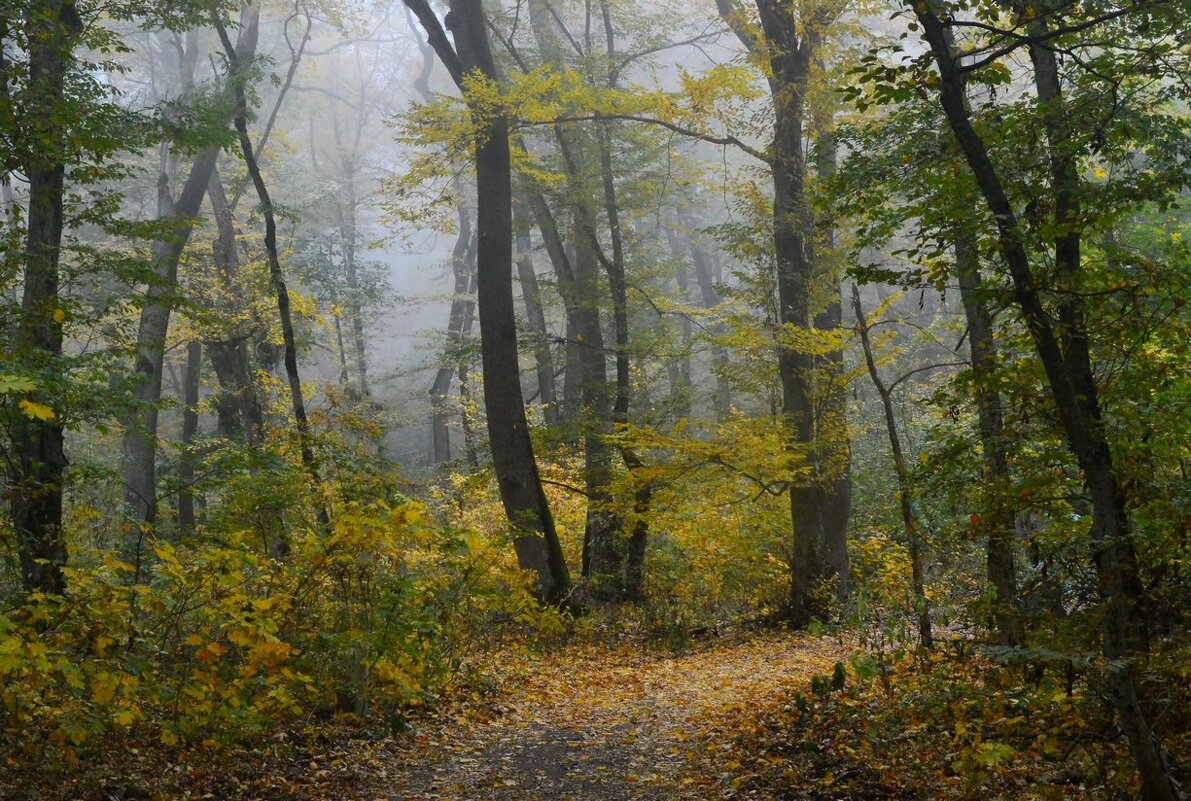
[376, 631, 851, 801]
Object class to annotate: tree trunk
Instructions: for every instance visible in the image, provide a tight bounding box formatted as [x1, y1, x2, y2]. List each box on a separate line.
[662, 217, 693, 421]
[335, 163, 370, 396]
[681, 211, 731, 420]
[121, 9, 259, 574]
[852, 284, 932, 648]
[7, 0, 74, 595]
[811, 136, 850, 607]
[431, 202, 475, 465]
[955, 228, 1020, 645]
[513, 194, 559, 425]
[205, 169, 266, 447]
[176, 340, 202, 536]
[755, 0, 824, 625]
[523, 0, 620, 595]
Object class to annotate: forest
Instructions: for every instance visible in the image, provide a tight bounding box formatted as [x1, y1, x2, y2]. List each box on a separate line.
[0, 0, 1188, 798]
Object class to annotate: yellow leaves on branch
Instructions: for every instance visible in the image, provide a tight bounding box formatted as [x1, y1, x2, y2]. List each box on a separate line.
[18, 398, 55, 420]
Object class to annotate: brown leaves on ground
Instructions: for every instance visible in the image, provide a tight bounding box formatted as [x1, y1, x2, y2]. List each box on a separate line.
[379, 631, 851, 801]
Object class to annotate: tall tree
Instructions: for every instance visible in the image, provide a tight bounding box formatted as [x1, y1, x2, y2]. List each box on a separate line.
[5, 0, 82, 595]
[910, 2, 1180, 795]
[716, 0, 842, 623]
[121, 7, 259, 572]
[404, 0, 572, 603]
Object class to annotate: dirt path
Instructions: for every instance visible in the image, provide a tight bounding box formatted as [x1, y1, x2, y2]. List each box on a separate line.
[379, 633, 850, 801]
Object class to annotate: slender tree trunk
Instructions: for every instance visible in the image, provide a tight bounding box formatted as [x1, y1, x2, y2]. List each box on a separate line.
[852, 284, 933, 648]
[663, 218, 693, 421]
[955, 228, 1020, 644]
[216, 13, 328, 545]
[459, 255, 480, 470]
[594, 10, 653, 600]
[335, 165, 370, 396]
[431, 203, 475, 465]
[913, 10, 1176, 795]
[404, 0, 572, 602]
[682, 210, 731, 420]
[176, 340, 202, 536]
[513, 194, 559, 425]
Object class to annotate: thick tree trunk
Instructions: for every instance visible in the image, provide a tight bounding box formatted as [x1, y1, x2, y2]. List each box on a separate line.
[754, 0, 824, 626]
[914, 9, 1176, 796]
[7, 0, 75, 595]
[404, 0, 572, 602]
[205, 169, 266, 447]
[852, 284, 933, 648]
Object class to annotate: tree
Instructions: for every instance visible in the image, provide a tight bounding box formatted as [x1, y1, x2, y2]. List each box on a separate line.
[404, 0, 571, 603]
[903, 1, 1185, 794]
[715, 0, 848, 623]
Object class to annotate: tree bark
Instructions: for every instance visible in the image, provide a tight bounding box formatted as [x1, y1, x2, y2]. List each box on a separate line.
[176, 340, 202, 536]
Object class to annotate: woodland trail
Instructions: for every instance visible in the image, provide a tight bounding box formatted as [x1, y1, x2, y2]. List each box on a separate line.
[379, 632, 851, 801]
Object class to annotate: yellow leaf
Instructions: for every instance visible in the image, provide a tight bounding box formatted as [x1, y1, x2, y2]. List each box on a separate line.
[18, 399, 55, 420]
[52, 308, 66, 323]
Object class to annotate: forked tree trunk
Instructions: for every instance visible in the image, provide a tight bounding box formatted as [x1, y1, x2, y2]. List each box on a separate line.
[121, 9, 259, 576]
